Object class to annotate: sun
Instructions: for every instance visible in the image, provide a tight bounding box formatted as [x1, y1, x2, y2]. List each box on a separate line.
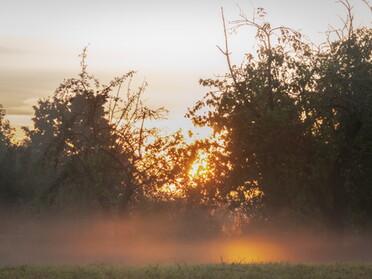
[188, 150, 210, 179]
[159, 150, 212, 196]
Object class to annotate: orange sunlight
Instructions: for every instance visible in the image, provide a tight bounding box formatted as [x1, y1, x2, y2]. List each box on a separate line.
[188, 150, 210, 179]
[161, 150, 212, 196]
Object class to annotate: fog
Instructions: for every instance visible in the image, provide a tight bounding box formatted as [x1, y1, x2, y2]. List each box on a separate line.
[1, 211, 372, 266]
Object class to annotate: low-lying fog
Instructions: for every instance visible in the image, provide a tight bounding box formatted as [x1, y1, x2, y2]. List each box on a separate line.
[1, 211, 372, 265]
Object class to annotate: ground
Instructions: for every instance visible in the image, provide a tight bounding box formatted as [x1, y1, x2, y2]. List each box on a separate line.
[1, 263, 372, 279]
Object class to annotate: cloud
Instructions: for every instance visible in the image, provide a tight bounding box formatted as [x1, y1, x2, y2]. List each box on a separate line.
[0, 46, 34, 56]
[5, 114, 32, 127]
[0, 68, 70, 114]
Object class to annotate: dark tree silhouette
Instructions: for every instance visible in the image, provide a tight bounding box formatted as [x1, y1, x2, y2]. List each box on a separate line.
[0, 105, 20, 205]
[25, 48, 181, 215]
[188, 2, 372, 231]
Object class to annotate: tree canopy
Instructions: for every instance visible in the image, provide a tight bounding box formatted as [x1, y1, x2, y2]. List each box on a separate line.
[20, 48, 184, 215]
[0, 2, 371, 233]
[188, 5, 372, 231]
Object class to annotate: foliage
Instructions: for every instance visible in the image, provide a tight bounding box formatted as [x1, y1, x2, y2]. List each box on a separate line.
[309, 27, 372, 230]
[0, 2, 370, 232]
[0, 105, 20, 205]
[188, 5, 372, 230]
[24, 48, 181, 215]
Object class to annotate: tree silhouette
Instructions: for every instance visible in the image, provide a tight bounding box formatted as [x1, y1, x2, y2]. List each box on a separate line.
[26, 48, 180, 215]
[188, 3, 372, 231]
[0, 105, 20, 205]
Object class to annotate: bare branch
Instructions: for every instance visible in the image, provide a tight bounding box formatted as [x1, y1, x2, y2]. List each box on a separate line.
[329, 0, 355, 40]
[361, 0, 372, 11]
[218, 7, 241, 91]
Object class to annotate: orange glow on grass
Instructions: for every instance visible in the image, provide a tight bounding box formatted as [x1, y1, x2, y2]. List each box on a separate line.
[221, 237, 283, 262]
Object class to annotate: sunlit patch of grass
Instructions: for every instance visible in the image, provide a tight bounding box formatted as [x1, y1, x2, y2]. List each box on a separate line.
[1, 263, 372, 279]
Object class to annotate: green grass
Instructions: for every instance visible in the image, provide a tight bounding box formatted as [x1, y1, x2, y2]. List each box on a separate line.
[1, 263, 372, 279]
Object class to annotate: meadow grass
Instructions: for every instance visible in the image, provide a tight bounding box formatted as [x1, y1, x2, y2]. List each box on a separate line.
[1, 263, 372, 279]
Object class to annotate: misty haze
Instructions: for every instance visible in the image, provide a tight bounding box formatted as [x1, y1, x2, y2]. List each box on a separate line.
[0, 0, 371, 278]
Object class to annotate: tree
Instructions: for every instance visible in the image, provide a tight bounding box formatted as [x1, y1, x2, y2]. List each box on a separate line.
[309, 25, 372, 231]
[188, 2, 372, 232]
[0, 105, 20, 205]
[26, 48, 181, 215]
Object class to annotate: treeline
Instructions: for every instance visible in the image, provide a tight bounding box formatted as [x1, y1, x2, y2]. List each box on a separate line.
[1, 3, 371, 233]
[0, 50, 190, 217]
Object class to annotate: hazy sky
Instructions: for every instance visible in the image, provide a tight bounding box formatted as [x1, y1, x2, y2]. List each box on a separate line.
[0, 0, 370, 130]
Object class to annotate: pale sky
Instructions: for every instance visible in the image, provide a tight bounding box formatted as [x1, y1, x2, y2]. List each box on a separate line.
[0, 0, 370, 133]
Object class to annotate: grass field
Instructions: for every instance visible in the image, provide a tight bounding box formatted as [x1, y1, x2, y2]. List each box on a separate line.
[1, 263, 372, 279]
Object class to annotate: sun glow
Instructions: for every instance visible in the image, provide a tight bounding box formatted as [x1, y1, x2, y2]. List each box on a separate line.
[188, 150, 210, 178]
[160, 183, 183, 196]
